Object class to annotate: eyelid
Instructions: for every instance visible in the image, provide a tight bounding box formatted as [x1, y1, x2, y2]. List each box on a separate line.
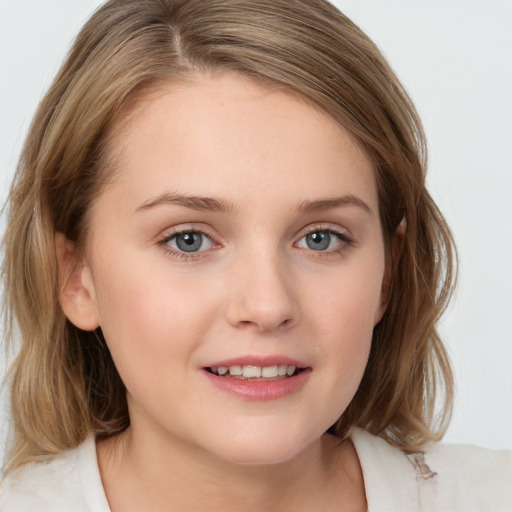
[293, 224, 355, 253]
[295, 223, 352, 241]
[155, 222, 354, 261]
[157, 224, 221, 260]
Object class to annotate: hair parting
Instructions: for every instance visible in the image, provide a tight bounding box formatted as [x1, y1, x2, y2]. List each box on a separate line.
[2, 0, 456, 471]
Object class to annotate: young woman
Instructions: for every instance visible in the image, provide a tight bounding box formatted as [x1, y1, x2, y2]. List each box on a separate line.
[1, 1, 510, 510]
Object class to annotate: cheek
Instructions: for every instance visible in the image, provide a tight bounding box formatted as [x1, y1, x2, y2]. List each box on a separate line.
[316, 288, 375, 376]
[309, 255, 385, 335]
[304, 256, 384, 385]
[91, 257, 215, 376]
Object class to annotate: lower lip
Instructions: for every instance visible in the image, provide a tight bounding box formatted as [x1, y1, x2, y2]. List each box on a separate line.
[202, 369, 311, 401]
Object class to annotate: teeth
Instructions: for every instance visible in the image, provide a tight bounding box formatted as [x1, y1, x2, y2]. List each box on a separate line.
[261, 365, 278, 378]
[242, 365, 261, 378]
[210, 364, 298, 378]
[228, 365, 243, 376]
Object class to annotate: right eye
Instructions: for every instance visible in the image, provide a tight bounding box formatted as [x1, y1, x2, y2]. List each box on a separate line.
[163, 231, 214, 253]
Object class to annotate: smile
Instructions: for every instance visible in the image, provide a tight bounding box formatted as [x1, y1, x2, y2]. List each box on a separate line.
[207, 364, 300, 380]
[202, 358, 311, 401]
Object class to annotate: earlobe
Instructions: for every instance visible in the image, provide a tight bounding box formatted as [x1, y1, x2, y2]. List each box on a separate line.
[374, 220, 406, 324]
[55, 232, 100, 331]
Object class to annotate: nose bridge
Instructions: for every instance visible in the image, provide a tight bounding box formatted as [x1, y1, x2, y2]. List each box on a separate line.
[225, 242, 299, 332]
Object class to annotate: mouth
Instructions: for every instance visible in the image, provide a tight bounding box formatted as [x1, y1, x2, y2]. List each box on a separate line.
[205, 364, 304, 381]
[202, 357, 311, 400]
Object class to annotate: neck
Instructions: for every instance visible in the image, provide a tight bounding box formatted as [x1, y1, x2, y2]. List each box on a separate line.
[97, 425, 365, 512]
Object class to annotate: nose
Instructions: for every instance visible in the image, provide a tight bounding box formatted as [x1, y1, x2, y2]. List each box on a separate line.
[224, 251, 300, 332]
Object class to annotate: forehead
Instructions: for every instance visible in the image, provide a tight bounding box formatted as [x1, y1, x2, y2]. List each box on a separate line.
[97, 73, 377, 214]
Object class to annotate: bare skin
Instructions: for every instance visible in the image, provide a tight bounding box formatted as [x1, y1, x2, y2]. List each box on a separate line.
[97, 430, 367, 512]
[60, 73, 389, 512]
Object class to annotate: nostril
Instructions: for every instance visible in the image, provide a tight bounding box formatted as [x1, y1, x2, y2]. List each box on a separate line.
[235, 317, 293, 331]
[235, 320, 259, 330]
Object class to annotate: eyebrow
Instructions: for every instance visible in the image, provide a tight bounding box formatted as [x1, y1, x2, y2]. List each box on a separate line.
[136, 193, 236, 214]
[135, 192, 371, 216]
[296, 195, 372, 215]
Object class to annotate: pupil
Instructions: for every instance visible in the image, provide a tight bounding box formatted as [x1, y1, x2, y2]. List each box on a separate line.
[307, 231, 330, 251]
[176, 232, 202, 252]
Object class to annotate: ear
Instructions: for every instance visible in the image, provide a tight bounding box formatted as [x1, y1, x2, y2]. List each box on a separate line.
[55, 232, 100, 331]
[374, 220, 406, 324]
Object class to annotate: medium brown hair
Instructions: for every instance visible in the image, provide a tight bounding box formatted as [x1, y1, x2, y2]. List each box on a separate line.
[2, 0, 455, 471]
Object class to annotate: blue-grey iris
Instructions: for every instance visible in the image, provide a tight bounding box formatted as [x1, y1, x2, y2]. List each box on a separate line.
[175, 232, 202, 252]
[306, 231, 330, 250]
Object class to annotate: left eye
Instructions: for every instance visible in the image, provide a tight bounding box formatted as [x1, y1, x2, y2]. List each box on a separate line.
[166, 231, 214, 253]
[296, 230, 344, 251]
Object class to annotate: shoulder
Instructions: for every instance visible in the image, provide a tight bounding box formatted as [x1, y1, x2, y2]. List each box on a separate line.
[350, 428, 512, 512]
[422, 440, 512, 508]
[0, 437, 110, 512]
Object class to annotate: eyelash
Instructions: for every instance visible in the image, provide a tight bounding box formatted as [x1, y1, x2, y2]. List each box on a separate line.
[157, 227, 218, 261]
[156, 225, 354, 261]
[294, 225, 355, 257]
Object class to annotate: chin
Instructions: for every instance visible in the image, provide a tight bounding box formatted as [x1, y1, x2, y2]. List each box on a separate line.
[201, 425, 318, 466]
[214, 445, 304, 466]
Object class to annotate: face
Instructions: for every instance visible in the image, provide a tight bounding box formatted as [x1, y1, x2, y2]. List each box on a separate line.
[69, 73, 388, 465]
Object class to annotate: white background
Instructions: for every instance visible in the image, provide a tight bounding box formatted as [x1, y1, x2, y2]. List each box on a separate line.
[1, 0, 511, 468]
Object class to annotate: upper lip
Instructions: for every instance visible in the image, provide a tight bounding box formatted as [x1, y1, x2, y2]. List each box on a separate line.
[203, 355, 309, 368]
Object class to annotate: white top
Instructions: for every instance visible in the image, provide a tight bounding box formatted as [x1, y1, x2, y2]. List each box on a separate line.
[1, 428, 511, 511]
